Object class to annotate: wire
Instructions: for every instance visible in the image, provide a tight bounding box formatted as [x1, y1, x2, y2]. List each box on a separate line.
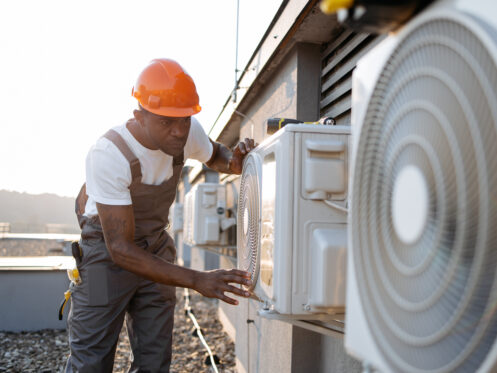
[323, 199, 348, 213]
[183, 288, 219, 373]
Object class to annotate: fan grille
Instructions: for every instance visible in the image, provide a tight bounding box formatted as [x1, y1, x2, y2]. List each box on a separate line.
[237, 153, 261, 290]
[351, 12, 497, 373]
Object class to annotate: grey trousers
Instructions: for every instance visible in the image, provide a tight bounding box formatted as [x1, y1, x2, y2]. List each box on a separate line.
[65, 255, 176, 373]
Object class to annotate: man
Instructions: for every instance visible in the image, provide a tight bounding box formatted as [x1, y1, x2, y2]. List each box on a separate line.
[66, 58, 256, 372]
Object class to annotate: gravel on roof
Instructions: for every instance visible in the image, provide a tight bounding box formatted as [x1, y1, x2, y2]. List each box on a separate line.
[0, 290, 236, 373]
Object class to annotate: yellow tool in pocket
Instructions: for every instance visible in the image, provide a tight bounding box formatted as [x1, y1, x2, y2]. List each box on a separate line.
[58, 267, 81, 320]
[68, 268, 82, 285]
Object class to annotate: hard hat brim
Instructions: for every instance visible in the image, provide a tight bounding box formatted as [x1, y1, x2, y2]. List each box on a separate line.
[142, 104, 202, 118]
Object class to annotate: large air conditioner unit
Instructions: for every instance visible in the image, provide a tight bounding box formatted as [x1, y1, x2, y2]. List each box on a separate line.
[346, 0, 497, 372]
[183, 183, 235, 247]
[237, 124, 350, 317]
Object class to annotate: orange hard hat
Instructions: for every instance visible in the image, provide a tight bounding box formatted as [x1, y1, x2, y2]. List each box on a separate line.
[132, 58, 201, 117]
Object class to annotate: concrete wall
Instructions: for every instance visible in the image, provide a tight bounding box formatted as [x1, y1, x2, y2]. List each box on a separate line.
[0, 270, 70, 331]
[291, 327, 362, 373]
[238, 46, 298, 144]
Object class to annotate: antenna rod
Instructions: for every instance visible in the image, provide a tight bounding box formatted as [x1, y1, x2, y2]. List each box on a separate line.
[233, 0, 240, 103]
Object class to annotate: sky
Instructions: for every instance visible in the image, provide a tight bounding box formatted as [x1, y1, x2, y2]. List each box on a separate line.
[0, 0, 282, 198]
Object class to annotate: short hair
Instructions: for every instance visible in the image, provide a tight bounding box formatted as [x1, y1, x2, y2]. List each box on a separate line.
[137, 104, 163, 119]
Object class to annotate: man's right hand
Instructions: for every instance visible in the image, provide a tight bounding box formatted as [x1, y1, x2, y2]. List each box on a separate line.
[193, 269, 252, 305]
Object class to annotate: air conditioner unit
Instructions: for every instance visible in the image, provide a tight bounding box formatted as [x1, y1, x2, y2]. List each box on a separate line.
[237, 124, 350, 317]
[183, 183, 235, 247]
[346, 0, 497, 372]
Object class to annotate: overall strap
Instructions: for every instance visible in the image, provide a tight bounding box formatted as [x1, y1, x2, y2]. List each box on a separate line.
[173, 152, 184, 166]
[103, 129, 142, 181]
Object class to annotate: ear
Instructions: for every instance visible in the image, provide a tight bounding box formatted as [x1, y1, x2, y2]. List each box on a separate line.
[133, 109, 145, 127]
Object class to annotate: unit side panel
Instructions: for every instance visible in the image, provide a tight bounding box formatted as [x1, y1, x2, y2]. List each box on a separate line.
[273, 132, 295, 314]
[292, 131, 349, 314]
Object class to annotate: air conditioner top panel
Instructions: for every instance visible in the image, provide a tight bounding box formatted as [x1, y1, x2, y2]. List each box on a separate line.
[281, 123, 350, 135]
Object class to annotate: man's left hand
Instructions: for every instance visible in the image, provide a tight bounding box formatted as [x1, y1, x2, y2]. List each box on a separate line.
[229, 138, 257, 174]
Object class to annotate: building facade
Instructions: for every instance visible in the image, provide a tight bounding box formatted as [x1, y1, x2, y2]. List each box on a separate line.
[176, 1, 382, 371]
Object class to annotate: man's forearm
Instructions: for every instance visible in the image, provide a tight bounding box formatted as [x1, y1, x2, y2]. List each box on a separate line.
[96, 203, 252, 305]
[109, 239, 201, 289]
[110, 240, 252, 305]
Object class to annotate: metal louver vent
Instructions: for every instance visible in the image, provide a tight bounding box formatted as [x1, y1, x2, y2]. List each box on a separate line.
[237, 153, 261, 290]
[320, 28, 383, 124]
[351, 12, 497, 373]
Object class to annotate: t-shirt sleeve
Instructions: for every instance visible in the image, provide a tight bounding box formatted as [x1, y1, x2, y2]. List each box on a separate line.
[184, 117, 213, 163]
[85, 138, 133, 206]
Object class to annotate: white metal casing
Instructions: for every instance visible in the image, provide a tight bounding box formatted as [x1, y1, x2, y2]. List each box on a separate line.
[346, 1, 497, 372]
[346, 32, 396, 373]
[183, 183, 228, 246]
[238, 124, 350, 316]
[171, 203, 183, 234]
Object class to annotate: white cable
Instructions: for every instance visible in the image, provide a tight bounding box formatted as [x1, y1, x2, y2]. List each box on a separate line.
[183, 288, 219, 373]
[323, 199, 348, 213]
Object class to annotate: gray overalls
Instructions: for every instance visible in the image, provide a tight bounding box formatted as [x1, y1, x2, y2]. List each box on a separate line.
[66, 127, 184, 372]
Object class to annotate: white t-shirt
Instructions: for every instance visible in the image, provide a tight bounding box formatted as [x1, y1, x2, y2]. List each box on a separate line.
[84, 117, 213, 216]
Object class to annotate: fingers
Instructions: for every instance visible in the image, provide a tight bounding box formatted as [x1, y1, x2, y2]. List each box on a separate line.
[244, 138, 255, 151]
[234, 138, 257, 156]
[217, 285, 251, 305]
[244, 138, 257, 152]
[220, 269, 252, 287]
[196, 269, 253, 305]
[238, 141, 247, 155]
[224, 284, 251, 298]
[223, 274, 253, 287]
[219, 293, 239, 305]
[224, 269, 252, 278]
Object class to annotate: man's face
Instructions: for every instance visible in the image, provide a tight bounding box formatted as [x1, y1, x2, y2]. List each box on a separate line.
[140, 110, 191, 156]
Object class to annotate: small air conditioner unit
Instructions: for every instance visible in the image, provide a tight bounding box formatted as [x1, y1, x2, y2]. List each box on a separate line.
[237, 124, 350, 317]
[183, 183, 235, 247]
[346, 0, 497, 372]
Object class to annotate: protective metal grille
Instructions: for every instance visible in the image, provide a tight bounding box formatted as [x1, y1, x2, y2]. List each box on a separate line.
[237, 153, 261, 289]
[351, 13, 497, 373]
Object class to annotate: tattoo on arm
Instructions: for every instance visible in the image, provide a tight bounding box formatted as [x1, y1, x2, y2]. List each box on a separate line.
[97, 204, 135, 249]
